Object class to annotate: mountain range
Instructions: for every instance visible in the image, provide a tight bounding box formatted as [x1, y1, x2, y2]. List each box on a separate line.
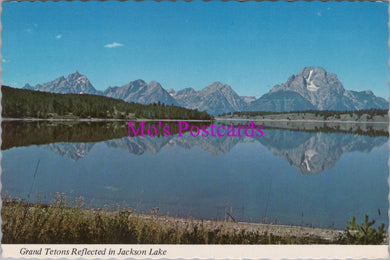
[23, 67, 388, 115]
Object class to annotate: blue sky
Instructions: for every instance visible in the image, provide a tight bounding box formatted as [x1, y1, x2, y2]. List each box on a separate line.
[1, 1, 388, 98]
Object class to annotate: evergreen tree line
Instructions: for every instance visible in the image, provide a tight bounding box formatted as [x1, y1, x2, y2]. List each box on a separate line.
[2, 86, 213, 120]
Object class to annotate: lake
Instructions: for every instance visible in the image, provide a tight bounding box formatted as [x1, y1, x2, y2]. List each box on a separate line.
[1, 120, 388, 229]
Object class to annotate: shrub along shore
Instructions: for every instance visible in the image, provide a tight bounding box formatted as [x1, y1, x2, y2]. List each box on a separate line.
[1, 195, 387, 244]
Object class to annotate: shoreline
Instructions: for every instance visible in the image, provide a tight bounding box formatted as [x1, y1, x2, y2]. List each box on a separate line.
[132, 213, 344, 242]
[2, 117, 388, 124]
[1, 118, 214, 122]
[215, 117, 389, 124]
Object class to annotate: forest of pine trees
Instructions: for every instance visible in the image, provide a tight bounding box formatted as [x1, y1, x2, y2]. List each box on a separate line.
[2, 86, 213, 120]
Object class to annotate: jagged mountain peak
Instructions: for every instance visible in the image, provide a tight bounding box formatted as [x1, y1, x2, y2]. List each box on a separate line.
[274, 68, 338, 108]
[209, 81, 224, 87]
[66, 71, 89, 85]
[277, 66, 335, 94]
[149, 81, 163, 88]
[204, 81, 232, 92]
[105, 79, 177, 105]
[134, 79, 147, 84]
[123, 79, 147, 87]
[184, 81, 247, 115]
[251, 66, 387, 112]
[23, 71, 99, 95]
[68, 70, 82, 77]
[298, 66, 326, 77]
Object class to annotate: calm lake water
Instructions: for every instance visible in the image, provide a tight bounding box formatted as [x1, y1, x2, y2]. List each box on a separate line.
[1, 120, 388, 229]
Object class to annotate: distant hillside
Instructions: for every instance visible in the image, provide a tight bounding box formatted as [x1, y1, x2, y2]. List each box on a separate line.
[2, 86, 212, 120]
[247, 91, 315, 112]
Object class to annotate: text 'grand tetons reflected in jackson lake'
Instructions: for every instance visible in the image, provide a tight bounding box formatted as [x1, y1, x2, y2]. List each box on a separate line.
[1, 120, 388, 229]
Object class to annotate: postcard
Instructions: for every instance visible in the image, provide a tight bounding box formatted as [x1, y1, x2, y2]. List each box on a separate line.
[0, 0, 389, 259]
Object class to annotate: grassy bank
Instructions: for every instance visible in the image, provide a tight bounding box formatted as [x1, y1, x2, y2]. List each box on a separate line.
[1, 195, 386, 244]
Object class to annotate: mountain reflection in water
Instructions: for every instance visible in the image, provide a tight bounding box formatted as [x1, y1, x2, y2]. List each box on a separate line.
[1, 121, 388, 229]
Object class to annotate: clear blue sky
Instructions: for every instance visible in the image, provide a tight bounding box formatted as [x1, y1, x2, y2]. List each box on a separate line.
[1, 1, 388, 98]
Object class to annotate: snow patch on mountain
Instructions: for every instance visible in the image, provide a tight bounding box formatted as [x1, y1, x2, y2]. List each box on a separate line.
[306, 70, 319, 92]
